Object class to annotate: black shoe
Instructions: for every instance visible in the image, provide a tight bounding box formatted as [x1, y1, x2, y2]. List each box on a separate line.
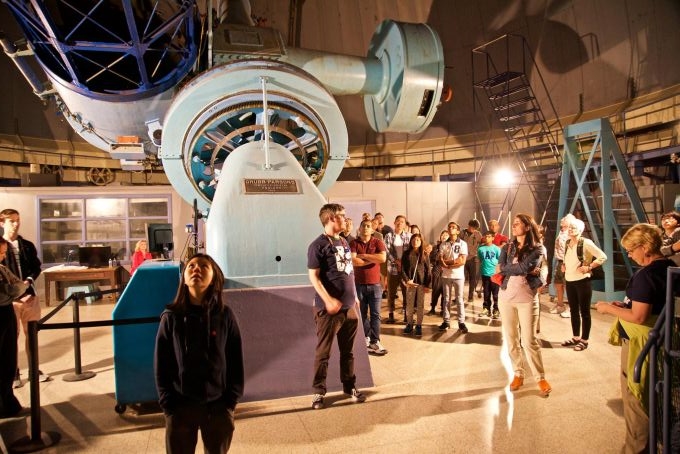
[403, 324, 413, 334]
[386, 313, 395, 324]
[438, 322, 450, 331]
[0, 402, 22, 419]
[345, 388, 366, 403]
[458, 323, 469, 334]
[414, 325, 422, 336]
[382, 290, 387, 299]
[427, 308, 436, 316]
[311, 393, 325, 410]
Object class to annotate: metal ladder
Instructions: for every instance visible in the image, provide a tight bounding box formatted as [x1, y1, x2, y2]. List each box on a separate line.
[472, 34, 563, 243]
[556, 118, 648, 300]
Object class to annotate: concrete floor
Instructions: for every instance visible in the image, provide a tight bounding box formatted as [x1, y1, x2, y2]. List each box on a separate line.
[1, 291, 628, 453]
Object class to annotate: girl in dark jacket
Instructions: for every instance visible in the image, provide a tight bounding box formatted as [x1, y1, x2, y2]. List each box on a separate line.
[401, 234, 431, 336]
[155, 254, 244, 454]
[428, 230, 449, 315]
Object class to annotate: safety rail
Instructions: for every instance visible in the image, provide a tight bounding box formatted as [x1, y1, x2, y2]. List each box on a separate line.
[633, 266, 680, 453]
[10, 286, 159, 452]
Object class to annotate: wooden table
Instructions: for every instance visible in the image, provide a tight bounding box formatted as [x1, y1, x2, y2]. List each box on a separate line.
[42, 265, 127, 306]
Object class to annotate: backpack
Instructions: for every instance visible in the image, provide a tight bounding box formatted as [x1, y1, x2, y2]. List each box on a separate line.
[571, 237, 605, 280]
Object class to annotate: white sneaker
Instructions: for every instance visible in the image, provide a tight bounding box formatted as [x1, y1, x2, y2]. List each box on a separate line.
[560, 310, 571, 318]
[368, 340, 388, 356]
[549, 305, 565, 314]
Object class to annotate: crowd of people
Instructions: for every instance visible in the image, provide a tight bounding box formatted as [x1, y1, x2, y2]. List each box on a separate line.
[307, 203, 679, 453]
[342, 210, 517, 350]
[2, 203, 679, 453]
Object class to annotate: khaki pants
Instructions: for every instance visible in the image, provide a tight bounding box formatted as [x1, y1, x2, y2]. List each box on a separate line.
[620, 340, 649, 454]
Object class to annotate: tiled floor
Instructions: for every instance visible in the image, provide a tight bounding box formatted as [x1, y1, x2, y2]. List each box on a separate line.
[1, 292, 629, 453]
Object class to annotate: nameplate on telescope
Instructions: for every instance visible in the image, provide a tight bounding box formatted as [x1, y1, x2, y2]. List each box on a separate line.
[243, 178, 300, 194]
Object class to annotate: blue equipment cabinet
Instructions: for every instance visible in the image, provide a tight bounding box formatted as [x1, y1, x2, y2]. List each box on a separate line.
[111, 260, 180, 413]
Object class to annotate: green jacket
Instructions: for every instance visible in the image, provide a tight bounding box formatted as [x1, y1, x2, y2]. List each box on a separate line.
[607, 316, 658, 410]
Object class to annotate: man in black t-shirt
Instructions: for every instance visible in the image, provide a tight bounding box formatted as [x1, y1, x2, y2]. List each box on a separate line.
[307, 203, 366, 410]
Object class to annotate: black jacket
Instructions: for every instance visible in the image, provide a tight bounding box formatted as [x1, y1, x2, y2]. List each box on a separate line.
[401, 251, 431, 287]
[1, 235, 42, 297]
[154, 298, 244, 414]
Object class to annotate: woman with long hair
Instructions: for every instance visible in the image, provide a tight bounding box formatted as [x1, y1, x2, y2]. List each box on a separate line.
[560, 217, 606, 351]
[0, 237, 27, 418]
[155, 254, 244, 453]
[596, 224, 675, 453]
[428, 230, 449, 315]
[496, 213, 551, 397]
[401, 233, 431, 336]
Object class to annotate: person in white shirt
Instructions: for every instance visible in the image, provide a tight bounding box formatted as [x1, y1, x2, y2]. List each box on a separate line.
[438, 222, 468, 333]
[560, 218, 607, 351]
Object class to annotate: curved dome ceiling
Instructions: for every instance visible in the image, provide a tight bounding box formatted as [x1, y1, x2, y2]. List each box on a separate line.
[1, 0, 679, 181]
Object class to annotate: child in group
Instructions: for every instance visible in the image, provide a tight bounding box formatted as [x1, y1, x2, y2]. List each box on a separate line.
[478, 231, 501, 318]
[401, 234, 431, 336]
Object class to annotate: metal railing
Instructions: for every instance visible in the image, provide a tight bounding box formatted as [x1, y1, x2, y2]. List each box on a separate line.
[633, 266, 680, 453]
[10, 287, 158, 452]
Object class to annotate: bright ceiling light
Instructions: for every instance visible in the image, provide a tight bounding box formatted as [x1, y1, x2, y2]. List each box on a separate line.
[493, 168, 515, 186]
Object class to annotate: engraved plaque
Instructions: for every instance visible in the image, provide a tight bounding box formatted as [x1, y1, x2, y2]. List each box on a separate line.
[243, 178, 299, 194]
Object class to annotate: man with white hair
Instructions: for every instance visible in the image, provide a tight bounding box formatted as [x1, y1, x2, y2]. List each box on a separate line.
[550, 214, 576, 318]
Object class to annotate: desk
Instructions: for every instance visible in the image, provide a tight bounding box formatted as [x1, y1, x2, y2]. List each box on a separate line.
[43, 265, 127, 306]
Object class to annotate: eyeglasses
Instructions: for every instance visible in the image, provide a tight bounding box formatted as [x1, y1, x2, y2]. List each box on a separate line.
[624, 245, 640, 254]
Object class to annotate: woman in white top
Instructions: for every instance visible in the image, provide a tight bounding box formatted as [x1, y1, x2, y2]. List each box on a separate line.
[560, 218, 607, 351]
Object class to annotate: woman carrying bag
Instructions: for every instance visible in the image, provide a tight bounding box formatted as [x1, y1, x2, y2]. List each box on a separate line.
[561, 217, 607, 351]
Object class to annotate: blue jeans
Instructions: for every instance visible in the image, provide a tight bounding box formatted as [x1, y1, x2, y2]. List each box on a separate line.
[356, 283, 382, 343]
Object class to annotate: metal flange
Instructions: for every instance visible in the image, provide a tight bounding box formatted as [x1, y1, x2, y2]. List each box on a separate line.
[161, 60, 348, 214]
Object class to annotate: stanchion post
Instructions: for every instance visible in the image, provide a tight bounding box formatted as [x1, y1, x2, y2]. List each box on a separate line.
[10, 322, 61, 452]
[63, 292, 96, 382]
[27, 320, 41, 440]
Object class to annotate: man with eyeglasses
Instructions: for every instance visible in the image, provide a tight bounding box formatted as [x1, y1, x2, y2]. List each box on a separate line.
[307, 203, 366, 410]
[350, 220, 387, 356]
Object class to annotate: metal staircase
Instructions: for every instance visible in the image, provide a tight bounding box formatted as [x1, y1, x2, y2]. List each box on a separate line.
[472, 34, 563, 237]
[556, 118, 648, 300]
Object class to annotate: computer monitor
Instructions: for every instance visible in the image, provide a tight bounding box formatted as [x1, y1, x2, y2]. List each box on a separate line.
[147, 223, 174, 259]
[78, 246, 112, 268]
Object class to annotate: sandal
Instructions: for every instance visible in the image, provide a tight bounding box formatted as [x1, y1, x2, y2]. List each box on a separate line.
[561, 338, 580, 347]
[574, 340, 589, 351]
